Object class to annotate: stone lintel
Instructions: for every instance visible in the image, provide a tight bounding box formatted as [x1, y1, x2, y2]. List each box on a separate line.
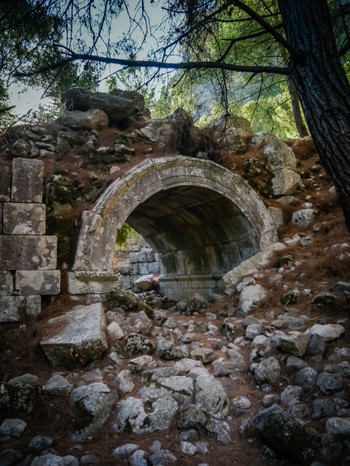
[3, 203, 46, 235]
[0, 236, 57, 270]
[15, 270, 61, 295]
[12, 158, 43, 203]
[0, 295, 41, 322]
[67, 271, 120, 294]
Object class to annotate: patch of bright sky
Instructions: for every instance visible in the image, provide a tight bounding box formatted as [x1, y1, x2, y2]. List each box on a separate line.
[10, 0, 170, 116]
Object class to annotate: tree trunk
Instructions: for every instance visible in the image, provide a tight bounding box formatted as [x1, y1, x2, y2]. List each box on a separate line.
[278, 0, 350, 229]
[287, 78, 309, 137]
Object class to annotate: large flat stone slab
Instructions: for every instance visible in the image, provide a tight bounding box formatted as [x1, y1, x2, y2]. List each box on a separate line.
[40, 303, 108, 367]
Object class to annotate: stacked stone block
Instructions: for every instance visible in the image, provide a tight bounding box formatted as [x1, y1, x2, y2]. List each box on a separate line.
[0, 158, 60, 322]
[118, 246, 160, 290]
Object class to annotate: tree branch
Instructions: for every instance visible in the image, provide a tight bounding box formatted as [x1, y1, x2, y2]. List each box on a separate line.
[14, 50, 289, 77]
[228, 0, 292, 52]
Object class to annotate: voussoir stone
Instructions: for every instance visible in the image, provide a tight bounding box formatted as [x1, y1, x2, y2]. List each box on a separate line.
[40, 303, 108, 368]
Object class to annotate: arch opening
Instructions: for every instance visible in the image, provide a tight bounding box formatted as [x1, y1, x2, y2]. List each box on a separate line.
[126, 185, 260, 297]
[70, 157, 277, 299]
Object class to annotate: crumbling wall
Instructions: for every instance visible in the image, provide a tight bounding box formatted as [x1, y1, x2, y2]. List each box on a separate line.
[0, 157, 60, 322]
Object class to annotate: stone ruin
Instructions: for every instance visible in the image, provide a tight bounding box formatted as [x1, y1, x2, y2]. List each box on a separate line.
[0, 87, 309, 322]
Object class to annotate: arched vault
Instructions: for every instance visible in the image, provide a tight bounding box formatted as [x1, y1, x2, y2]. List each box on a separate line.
[71, 156, 277, 298]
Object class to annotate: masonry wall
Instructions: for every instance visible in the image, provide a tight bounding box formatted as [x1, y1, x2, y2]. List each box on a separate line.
[0, 157, 60, 322]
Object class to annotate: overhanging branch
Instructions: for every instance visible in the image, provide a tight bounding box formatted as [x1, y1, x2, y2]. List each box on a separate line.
[14, 50, 289, 77]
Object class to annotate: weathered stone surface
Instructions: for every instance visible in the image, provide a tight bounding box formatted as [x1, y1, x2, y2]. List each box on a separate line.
[0, 236, 57, 270]
[126, 333, 155, 356]
[31, 453, 79, 466]
[280, 385, 303, 407]
[177, 404, 207, 430]
[147, 395, 179, 431]
[155, 336, 183, 360]
[29, 435, 54, 453]
[113, 397, 147, 433]
[111, 370, 134, 393]
[317, 372, 343, 395]
[67, 271, 119, 295]
[271, 168, 301, 196]
[263, 138, 297, 170]
[254, 409, 317, 462]
[295, 366, 319, 392]
[237, 284, 267, 315]
[134, 274, 154, 292]
[15, 270, 60, 295]
[0, 418, 27, 437]
[139, 119, 174, 148]
[309, 323, 345, 341]
[3, 203, 46, 235]
[0, 295, 41, 322]
[62, 88, 142, 125]
[11, 158, 43, 203]
[0, 164, 11, 201]
[326, 417, 350, 436]
[194, 375, 229, 420]
[0, 383, 39, 418]
[106, 321, 125, 341]
[254, 357, 281, 387]
[40, 303, 108, 367]
[223, 242, 285, 293]
[291, 208, 316, 228]
[190, 347, 215, 364]
[218, 127, 246, 153]
[58, 108, 109, 130]
[42, 374, 73, 396]
[70, 383, 116, 441]
[277, 332, 310, 357]
[0, 271, 13, 295]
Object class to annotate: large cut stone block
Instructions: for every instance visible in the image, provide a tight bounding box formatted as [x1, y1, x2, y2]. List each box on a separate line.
[40, 303, 108, 367]
[0, 164, 11, 201]
[15, 270, 60, 295]
[0, 295, 41, 322]
[0, 236, 57, 270]
[0, 271, 13, 295]
[3, 203, 46, 235]
[11, 158, 43, 202]
[0, 203, 2, 233]
[67, 271, 119, 294]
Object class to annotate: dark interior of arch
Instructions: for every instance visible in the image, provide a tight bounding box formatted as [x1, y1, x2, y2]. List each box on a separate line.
[126, 185, 260, 280]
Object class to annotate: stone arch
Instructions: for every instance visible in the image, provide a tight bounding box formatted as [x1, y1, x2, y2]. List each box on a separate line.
[70, 156, 277, 298]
